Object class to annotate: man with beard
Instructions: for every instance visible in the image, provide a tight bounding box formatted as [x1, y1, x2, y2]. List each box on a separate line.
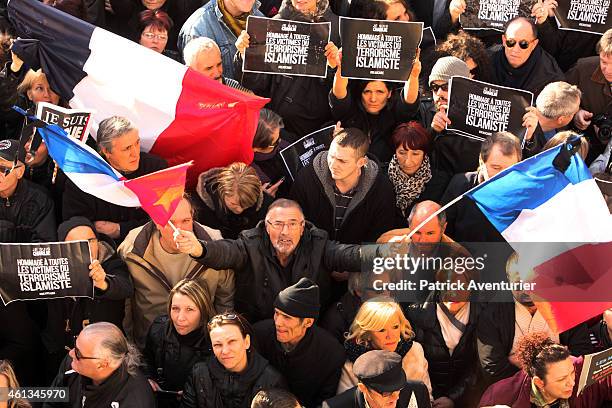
[172, 198, 364, 323]
[476, 252, 593, 388]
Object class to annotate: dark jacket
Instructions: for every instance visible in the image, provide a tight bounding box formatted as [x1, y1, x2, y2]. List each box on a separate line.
[290, 151, 400, 244]
[490, 44, 565, 97]
[253, 319, 346, 407]
[195, 167, 272, 239]
[407, 299, 482, 406]
[251, 137, 293, 198]
[406, 0, 454, 40]
[62, 152, 167, 242]
[479, 356, 612, 408]
[0, 61, 28, 141]
[319, 290, 362, 344]
[44, 355, 155, 408]
[194, 221, 362, 323]
[0, 178, 56, 243]
[235, 0, 340, 136]
[537, 18, 600, 72]
[43, 240, 133, 354]
[323, 383, 432, 408]
[143, 315, 210, 408]
[477, 301, 594, 386]
[329, 88, 419, 164]
[589, 319, 612, 353]
[180, 351, 286, 408]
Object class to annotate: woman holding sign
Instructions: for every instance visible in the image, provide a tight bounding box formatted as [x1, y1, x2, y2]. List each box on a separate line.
[329, 49, 421, 165]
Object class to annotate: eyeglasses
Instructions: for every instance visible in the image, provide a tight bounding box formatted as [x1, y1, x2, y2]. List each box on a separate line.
[266, 220, 304, 231]
[142, 32, 168, 41]
[430, 83, 448, 93]
[0, 163, 20, 176]
[64, 345, 103, 361]
[505, 38, 535, 49]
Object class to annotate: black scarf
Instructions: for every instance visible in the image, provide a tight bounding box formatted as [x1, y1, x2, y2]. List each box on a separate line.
[81, 364, 129, 408]
[493, 45, 543, 90]
[344, 338, 413, 363]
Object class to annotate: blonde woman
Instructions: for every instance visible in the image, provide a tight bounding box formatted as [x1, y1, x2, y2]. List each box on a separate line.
[196, 162, 273, 239]
[0, 360, 30, 408]
[338, 296, 432, 397]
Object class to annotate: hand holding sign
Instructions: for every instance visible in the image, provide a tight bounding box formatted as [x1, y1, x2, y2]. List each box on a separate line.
[324, 42, 339, 69]
[236, 30, 250, 59]
[433, 106, 452, 133]
[531, 0, 558, 23]
[522, 106, 539, 141]
[89, 260, 108, 291]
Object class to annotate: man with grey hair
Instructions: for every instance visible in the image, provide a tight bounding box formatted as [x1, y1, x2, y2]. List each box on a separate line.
[44, 322, 154, 408]
[62, 116, 167, 242]
[534, 81, 582, 142]
[184, 37, 251, 93]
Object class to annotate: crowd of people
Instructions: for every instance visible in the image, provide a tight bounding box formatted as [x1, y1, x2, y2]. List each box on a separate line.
[1, 0, 612, 406]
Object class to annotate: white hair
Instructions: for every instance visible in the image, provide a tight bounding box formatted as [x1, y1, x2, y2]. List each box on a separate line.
[183, 37, 220, 67]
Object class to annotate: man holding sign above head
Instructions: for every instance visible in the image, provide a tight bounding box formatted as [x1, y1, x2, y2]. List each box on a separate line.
[234, 0, 341, 136]
[329, 46, 421, 165]
[491, 17, 565, 97]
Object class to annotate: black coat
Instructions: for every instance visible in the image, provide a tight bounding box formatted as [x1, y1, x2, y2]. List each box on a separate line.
[537, 18, 600, 72]
[322, 383, 432, 408]
[235, 0, 341, 136]
[62, 152, 167, 242]
[44, 355, 155, 408]
[0, 178, 56, 243]
[253, 319, 346, 407]
[329, 88, 419, 164]
[194, 167, 272, 239]
[405, 0, 454, 41]
[43, 241, 133, 354]
[194, 221, 362, 323]
[407, 299, 483, 406]
[143, 315, 211, 408]
[477, 301, 594, 386]
[180, 351, 286, 408]
[319, 291, 362, 344]
[290, 151, 400, 244]
[490, 45, 565, 97]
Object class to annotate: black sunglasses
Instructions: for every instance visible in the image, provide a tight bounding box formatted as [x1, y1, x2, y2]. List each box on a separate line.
[430, 83, 448, 93]
[505, 38, 534, 49]
[64, 344, 102, 361]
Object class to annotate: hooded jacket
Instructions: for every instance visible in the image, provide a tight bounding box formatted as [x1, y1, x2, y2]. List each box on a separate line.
[195, 167, 272, 239]
[179, 351, 286, 408]
[234, 0, 340, 136]
[118, 221, 234, 348]
[290, 151, 400, 244]
[193, 220, 363, 323]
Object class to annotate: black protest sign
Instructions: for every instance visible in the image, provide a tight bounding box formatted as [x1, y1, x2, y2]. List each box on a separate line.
[461, 0, 538, 31]
[280, 125, 335, 180]
[36, 102, 93, 142]
[0, 241, 93, 305]
[446, 77, 533, 143]
[555, 0, 611, 35]
[340, 17, 423, 82]
[577, 347, 612, 395]
[243, 16, 331, 78]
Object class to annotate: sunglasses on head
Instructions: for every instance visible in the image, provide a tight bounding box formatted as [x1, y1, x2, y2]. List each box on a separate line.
[430, 83, 448, 93]
[505, 38, 534, 49]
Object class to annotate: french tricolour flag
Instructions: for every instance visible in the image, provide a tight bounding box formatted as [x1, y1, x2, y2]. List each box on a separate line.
[8, 0, 268, 186]
[465, 143, 612, 333]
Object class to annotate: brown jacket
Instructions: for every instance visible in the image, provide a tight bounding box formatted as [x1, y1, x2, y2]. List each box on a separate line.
[118, 221, 234, 348]
[566, 56, 612, 116]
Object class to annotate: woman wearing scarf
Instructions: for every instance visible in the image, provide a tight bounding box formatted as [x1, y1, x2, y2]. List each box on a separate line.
[387, 121, 447, 219]
[337, 296, 432, 399]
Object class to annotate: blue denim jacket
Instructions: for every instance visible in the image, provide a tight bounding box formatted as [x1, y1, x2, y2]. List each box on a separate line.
[178, 0, 262, 79]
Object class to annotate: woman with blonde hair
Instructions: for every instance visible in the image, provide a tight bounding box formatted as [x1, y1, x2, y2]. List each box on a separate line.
[0, 360, 30, 408]
[143, 279, 215, 408]
[337, 296, 432, 396]
[196, 162, 273, 239]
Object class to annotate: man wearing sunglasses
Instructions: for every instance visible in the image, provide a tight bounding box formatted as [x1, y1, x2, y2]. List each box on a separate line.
[322, 350, 431, 408]
[491, 17, 564, 98]
[0, 139, 56, 243]
[46, 322, 154, 408]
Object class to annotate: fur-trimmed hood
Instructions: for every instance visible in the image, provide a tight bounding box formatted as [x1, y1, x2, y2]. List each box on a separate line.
[196, 167, 266, 212]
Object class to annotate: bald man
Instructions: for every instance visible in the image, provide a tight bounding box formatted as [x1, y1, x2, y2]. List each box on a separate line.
[44, 322, 154, 408]
[491, 16, 564, 96]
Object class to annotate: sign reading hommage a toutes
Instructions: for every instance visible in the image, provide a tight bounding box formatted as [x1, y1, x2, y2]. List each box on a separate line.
[36, 102, 93, 142]
[280, 125, 335, 180]
[0, 241, 93, 305]
[446, 76, 534, 144]
[555, 0, 612, 35]
[460, 0, 538, 31]
[340, 17, 423, 82]
[243, 16, 331, 78]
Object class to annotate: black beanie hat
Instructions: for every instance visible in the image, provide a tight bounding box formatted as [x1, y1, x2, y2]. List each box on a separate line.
[57, 216, 97, 241]
[274, 278, 320, 319]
